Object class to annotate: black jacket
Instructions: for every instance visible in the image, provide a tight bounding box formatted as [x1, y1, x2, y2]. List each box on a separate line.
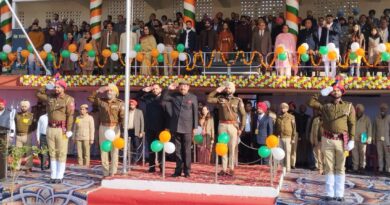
[179, 29, 197, 52]
[137, 91, 167, 133]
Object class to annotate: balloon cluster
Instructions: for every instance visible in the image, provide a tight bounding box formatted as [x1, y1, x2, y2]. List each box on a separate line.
[349, 42, 365, 61]
[150, 130, 176, 154]
[257, 135, 285, 161]
[319, 43, 338, 61]
[0, 44, 16, 62]
[132, 43, 187, 63]
[297, 43, 309, 62]
[275, 45, 287, 61]
[215, 132, 230, 156]
[101, 129, 125, 152]
[377, 43, 390, 62]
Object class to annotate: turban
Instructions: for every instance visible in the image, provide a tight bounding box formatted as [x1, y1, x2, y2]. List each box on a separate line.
[356, 104, 365, 112]
[178, 79, 190, 85]
[224, 81, 236, 93]
[80, 104, 89, 109]
[257, 102, 268, 113]
[55, 80, 67, 89]
[380, 103, 388, 110]
[129, 99, 138, 106]
[331, 81, 345, 94]
[280, 102, 289, 109]
[108, 84, 119, 96]
[288, 101, 296, 110]
[0, 98, 6, 106]
[20, 100, 30, 108]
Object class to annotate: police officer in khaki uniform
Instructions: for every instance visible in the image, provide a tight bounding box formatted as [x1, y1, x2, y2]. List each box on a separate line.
[207, 81, 246, 176]
[88, 83, 124, 177]
[352, 104, 372, 173]
[373, 103, 390, 174]
[73, 104, 95, 167]
[36, 80, 75, 184]
[275, 102, 296, 173]
[308, 82, 355, 202]
[309, 109, 323, 174]
[15, 100, 34, 173]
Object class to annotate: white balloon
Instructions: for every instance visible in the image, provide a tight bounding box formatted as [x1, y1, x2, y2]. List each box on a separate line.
[350, 42, 360, 52]
[164, 142, 176, 154]
[271, 147, 285, 161]
[104, 129, 116, 141]
[179, 53, 187, 61]
[70, 53, 79, 62]
[43, 44, 53, 53]
[378, 43, 387, 53]
[327, 43, 336, 51]
[88, 57, 95, 62]
[157, 43, 165, 53]
[302, 43, 309, 50]
[28, 53, 35, 63]
[2, 45, 11, 53]
[129, 50, 137, 58]
[111, 53, 119, 61]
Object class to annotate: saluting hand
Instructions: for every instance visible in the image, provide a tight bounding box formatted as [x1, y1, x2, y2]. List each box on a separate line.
[142, 86, 153, 92]
[97, 86, 109, 93]
[216, 86, 225, 93]
[168, 83, 178, 90]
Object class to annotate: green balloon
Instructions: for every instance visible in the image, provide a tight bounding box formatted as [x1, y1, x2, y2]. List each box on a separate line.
[349, 52, 358, 60]
[27, 45, 33, 53]
[151, 140, 163, 152]
[381, 52, 390, 62]
[88, 50, 96, 57]
[300, 53, 309, 62]
[258, 146, 271, 158]
[278, 52, 287, 61]
[101, 140, 113, 152]
[134, 44, 142, 52]
[157, 54, 164, 63]
[217, 132, 230, 144]
[47, 53, 54, 62]
[61, 50, 70, 58]
[319, 46, 328, 55]
[110, 44, 119, 52]
[176, 44, 185, 52]
[194, 134, 204, 144]
[0, 52, 7, 61]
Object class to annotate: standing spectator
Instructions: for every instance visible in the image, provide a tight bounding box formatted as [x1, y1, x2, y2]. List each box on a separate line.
[72, 25, 81, 42]
[253, 102, 273, 164]
[100, 22, 119, 74]
[298, 18, 319, 76]
[251, 21, 272, 61]
[303, 10, 318, 29]
[79, 31, 98, 75]
[89, 105, 100, 158]
[199, 19, 218, 63]
[161, 15, 168, 26]
[378, 18, 389, 43]
[229, 12, 239, 39]
[62, 32, 76, 75]
[369, 10, 380, 28]
[316, 17, 327, 47]
[275, 102, 296, 173]
[239, 102, 255, 163]
[339, 17, 350, 60]
[73, 104, 95, 167]
[323, 14, 341, 78]
[368, 27, 382, 65]
[349, 24, 365, 77]
[163, 20, 178, 75]
[358, 15, 370, 47]
[217, 23, 234, 60]
[179, 20, 197, 53]
[163, 80, 198, 178]
[45, 28, 63, 57]
[373, 103, 390, 174]
[0, 98, 15, 181]
[50, 13, 60, 31]
[37, 113, 49, 170]
[271, 17, 284, 45]
[294, 105, 311, 168]
[27, 23, 45, 75]
[352, 104, 372, 173]
[235, 16, 252, 58]
[126, 100, 144, 164]
[309, 109, 323, 174]
[119, 29, 138, 71]
[139, 26, 157, 75]
[197, 105, 215, 164]
[275, 24, 297, 77]
[146, 13, 157, 28]
[114, 15, 126, 35]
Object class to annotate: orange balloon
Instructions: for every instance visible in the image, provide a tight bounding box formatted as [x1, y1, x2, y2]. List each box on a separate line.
[386, 43, 390, 52]
[328, 51, 337, 61]
[7, 53, 16, 61]
[68, 44, 77, 53]
[84, 43, 93, 51]
[266, 135, 279, 148]
[21, 50, 30, 58]
[216, 143, 228, 156]
[171, 51, 179, 59]
[113, 137, 125, 149]
[356, 48, 365, 57]
[136, 53, 144, 62]
[275, 46, 284, 55]
[102, 49, 112, 58]
[159, 130, 171, 143]
[297, 46, 307, 55]
[39, 51, 48, 60]
[151, 48, 159, 58]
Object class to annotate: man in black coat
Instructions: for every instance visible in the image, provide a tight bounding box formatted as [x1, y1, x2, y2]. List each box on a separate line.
[162, 80, 198, 178]
[137, 84, 167, 173]
[298, 18, 319, 76]
[179, 21, 197, 53]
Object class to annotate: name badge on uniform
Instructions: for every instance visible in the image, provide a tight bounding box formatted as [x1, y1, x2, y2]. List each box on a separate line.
[75, 118, 80, 124]
[22, 118, 29, 124]
[255, 129, 259, 135]
[380, 136, 385, 141]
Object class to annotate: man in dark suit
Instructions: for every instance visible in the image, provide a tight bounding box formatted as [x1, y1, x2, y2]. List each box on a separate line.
[316, 17, 327, 47]
[137, 84, 167, 173]
[251, 21, 272, 61]
[239, 102, 255, 163]
[298, 19, 319, 76]
[199, 19, 218, 64]
[324, 14, 341, 77]
[162, 80, 198, 178]
[100, 22, 119, 75]
[126, 99, 144, 165]
[254, 102, 273, 164]
[179, 21, 197, 53]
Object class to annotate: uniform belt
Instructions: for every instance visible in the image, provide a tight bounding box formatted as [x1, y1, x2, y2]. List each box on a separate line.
[323, 131, 343, 140]
[101, 122, 118, 126]
[48, 121, 65, 128]
[220, 120, 237, 124]
[16, 133, 27, 136]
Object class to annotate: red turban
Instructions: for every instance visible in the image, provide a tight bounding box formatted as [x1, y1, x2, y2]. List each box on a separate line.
[0, 98, 6, 106]
[129, 99, 138, 106]
[257, 102, 268, 113]
[332, 82, 345, 94]
[55, 80, 67, 89]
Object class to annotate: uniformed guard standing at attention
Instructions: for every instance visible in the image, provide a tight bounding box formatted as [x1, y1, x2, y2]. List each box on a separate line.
[307, 81, 356, 202]
[352, 104, 372, 173]
[88, 83, 124, 177]
[373, 103, 390, 174]
[36, 79, 75, 184]
[275, 102, 296, 173]
[14, 100, 34, 173]
[207, 81, 246, 176]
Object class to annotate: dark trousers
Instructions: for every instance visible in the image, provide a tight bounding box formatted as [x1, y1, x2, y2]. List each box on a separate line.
[174, 132, 192, 174]
[39, 134, 50, 169]
[0, 133, 7, 180]
[299, 61, 312, 76]
[147, 130, 162, 169]
[238, 132, 253, 163]
[128, 129, 142, 163]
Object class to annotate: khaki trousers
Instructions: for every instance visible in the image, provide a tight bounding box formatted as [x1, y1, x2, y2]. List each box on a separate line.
[16, 134, 33, 170]
[99, 125, 120, 176]
[321, 137, 346, 175]
[351, 141, 367, 170]
[313, 142, 323, 171]
[218, 123, 238, 172]
[376, 140, 390, 172]
[280, 138, 292, 172]
[77, 140, 91, 166]
[47, 127, 69, 163]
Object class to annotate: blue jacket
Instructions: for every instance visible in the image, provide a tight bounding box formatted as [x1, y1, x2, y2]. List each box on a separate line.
[254, 114, 274, 145]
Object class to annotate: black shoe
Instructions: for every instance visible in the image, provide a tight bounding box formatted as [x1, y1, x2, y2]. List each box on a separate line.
[148, 167, 156, 173]
[48, 178, 56, 184]
[171, 173, 181, 177]
[335, 197, 345, 202]
[54, 179, 63, 184]
[324, 196, 335, 201]
[217, 171, 226, 176]
[311, 167, 319, 171]
[184, 173, 190, 178]
[291, 166, 296, 169]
